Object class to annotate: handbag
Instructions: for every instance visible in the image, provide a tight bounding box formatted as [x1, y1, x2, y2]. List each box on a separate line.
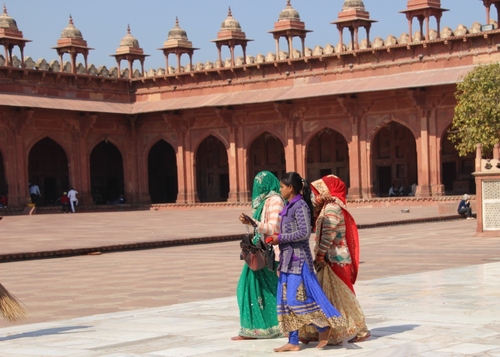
[265, 242, 275, 271]
[240, 233, 266, 271]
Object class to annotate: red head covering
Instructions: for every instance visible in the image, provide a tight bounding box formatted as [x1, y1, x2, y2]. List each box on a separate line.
[311, 175, 360, 285]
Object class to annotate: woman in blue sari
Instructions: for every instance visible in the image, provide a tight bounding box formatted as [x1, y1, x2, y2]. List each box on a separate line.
[270, 172, 348, 352]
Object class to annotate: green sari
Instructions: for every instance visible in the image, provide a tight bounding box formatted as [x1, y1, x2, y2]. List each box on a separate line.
[236, 171, 282, 338]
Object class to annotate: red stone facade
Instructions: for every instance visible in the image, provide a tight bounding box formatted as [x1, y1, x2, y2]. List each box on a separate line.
[0, 1, 495, 207]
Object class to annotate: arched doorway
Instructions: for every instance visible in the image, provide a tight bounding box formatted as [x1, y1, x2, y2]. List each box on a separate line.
[196, 135, 229, 202]
[441, 130, 475, 194]
[306, 128, 349, 186]
[148, 140, 178, 203]
[90, 141, 124, 204]
[28, 137, 69, 205]
[371, 122, 417, 197]
[247, 132, 285, 189]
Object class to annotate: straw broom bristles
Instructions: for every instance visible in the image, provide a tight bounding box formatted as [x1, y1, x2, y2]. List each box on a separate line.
[0, 283, 28, 322]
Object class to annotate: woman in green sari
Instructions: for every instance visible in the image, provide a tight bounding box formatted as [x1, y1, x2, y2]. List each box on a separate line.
[232, 171, 284, 340]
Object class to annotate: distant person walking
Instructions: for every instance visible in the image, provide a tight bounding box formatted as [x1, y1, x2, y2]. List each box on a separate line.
[29, 183, 41, 205]
[67, 187, 79, 213]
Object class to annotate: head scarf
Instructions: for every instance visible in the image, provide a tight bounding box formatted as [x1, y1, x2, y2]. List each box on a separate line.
[310, 174, 360, 285]
[251, 171, 281, 221]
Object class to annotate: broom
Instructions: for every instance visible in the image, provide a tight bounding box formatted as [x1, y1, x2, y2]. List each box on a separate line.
[0, 283, 28, 322]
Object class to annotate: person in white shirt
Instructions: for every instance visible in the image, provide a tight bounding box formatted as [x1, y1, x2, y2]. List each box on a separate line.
[29, 183, 41, 205]
[67, 187, 79, 213]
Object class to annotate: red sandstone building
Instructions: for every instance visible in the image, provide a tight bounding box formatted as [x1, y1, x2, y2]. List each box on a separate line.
[0, 0, 497, 207]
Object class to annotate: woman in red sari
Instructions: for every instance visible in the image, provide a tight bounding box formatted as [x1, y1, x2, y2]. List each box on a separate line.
[300, 174, 370, 344]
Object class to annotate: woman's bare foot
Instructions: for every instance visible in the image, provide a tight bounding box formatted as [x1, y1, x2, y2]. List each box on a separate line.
[274, 343, 301, 352]
[317, 328, 331, 348]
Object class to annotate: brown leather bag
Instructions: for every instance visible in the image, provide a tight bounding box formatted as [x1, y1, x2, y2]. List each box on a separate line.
[240, 234, 266, 271]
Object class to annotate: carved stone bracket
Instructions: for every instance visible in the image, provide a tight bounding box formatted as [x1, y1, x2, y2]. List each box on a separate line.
[162, 112, 194, 139]
[337, 96, 371, 120]
[127, 114, 139, 136]
[1, 107, 35, 135]
[81, 113, 97, 135]
[273, 102, 305, 130]
[407, 89, 430, 117]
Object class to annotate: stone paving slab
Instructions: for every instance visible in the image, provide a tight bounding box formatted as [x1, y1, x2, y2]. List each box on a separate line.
[0, 205, 455, 258]
[1, 261, 499, 356]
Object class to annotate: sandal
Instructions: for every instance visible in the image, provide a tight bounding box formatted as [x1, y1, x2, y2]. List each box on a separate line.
[349, 332, 371, 343]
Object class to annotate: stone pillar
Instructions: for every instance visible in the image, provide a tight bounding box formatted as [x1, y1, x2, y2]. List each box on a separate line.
[428, 107, 444, 196]
[274, 103, 297, 173]
[163, 113, 194, 204]
[408, 90, 432, 197]
[5, 109, 33, 206]
[236, 124, 250, 202]
[216, 107, 242, 203]
[337, 97, 369, 199]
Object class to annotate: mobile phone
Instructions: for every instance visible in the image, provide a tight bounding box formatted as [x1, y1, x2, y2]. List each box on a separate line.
[242, 213, 257, 227]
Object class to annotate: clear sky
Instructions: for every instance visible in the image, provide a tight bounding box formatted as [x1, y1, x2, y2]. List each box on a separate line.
[3, 0, 490, 72]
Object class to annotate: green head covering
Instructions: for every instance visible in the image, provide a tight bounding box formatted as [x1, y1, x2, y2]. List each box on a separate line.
[251, 171, 281, 221]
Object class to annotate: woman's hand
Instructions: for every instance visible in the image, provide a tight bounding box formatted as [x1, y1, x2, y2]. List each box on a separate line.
[269, 234, 280, 246]
[314, 259, 327, 272]
[239, 213, 251, 226]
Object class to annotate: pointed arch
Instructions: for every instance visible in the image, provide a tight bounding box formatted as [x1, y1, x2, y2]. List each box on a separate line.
[371, 121, 417, 197]
[90, 140, 124, 204]
[28, 137, 69, 205]
[148, 140, 178, 203]
[247, 131, 285, 189]
[196, 135, 229, 202]
[305, 127, 349, 185]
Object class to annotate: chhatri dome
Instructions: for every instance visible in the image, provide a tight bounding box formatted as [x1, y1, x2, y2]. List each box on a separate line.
[278, 0, 300, 21]
[60, 15, 83, 39]
[119, 25, 139, 48]
[167, 17, 188, 41]
[342, 0, 366, 11]
[220, 7, 242, 31]
[0, 5, 18, 30]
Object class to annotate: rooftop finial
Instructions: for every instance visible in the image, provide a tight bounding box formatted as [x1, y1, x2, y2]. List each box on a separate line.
[3, 4, 7, 15]
[127, 24, 131, 34]
[287, 0, 291, 7]
[175, 16, 179, 27]
[69, 14, 74, 26]
[228, 6, 232, 17]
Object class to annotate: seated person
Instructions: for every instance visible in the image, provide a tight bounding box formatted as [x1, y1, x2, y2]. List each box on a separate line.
[389, 185, 400, 197]
[0, 192, 7, 208]
[60, 192, 70, 213]
[408, 183, 417, 197]
[457, 194, 474, 219]
[108, 194, 125, 205]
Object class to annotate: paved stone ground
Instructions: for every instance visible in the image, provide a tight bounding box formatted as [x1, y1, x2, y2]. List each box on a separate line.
[0, 205, 499, 356]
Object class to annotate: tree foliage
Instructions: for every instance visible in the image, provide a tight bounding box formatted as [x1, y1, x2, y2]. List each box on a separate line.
[449, 63, 500, 156]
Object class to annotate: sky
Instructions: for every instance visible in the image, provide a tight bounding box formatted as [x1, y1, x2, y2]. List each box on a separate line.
[3, 0, 490, 71]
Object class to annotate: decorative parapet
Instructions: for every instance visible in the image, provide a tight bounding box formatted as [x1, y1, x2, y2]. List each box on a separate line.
[0, 20, 497, 80]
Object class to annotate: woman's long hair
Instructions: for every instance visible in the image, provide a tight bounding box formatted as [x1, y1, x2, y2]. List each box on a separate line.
[281, 171, 314, 226]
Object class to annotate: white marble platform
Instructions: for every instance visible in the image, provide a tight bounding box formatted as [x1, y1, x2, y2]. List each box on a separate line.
[1, 261, 500, 357]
